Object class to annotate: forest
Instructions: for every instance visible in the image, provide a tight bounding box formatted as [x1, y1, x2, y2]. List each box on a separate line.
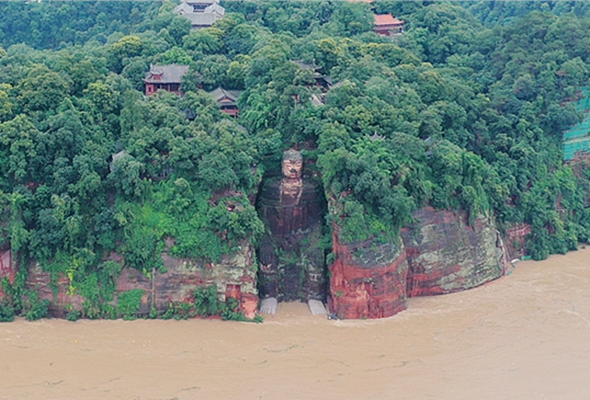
[1, 0, 590, 321]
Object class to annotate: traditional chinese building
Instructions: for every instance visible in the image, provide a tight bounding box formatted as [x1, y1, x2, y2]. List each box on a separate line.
[374, 14, 404, 36]
[174, 0, 225, 29]
[209, 88, 243, 117]
[143, 64, 189, 96]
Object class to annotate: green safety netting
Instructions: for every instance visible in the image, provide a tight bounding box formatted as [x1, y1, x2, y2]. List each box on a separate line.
[563, 87, 590, 161]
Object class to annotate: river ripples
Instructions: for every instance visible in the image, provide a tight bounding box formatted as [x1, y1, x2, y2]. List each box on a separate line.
[1, 248, 590, 400]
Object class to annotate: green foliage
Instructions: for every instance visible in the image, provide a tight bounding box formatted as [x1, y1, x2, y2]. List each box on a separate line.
[117, 289, 144, 321]
[0, 299, 15, 322]
[20, 290, 50, 321]
[193, 285, 222, 317]
[66, 309, 80, 322]
[162, 301, 195, 320]
[159, 46, 192, 65]
[221, 297, 247, 321]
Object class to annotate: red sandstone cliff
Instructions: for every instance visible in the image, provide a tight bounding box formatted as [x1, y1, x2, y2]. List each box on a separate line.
[329, 232, 408, 319]
[3, 206, 507, 321]
[328, 207, 506, 319]
[503, 223, 531, 259]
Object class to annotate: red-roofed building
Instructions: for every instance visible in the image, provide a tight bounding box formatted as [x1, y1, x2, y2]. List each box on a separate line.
[374, 14, 404, 36]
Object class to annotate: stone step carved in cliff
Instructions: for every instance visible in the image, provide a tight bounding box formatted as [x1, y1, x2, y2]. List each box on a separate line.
[260, 297, 278, 314]
[308, 299, 328, 315]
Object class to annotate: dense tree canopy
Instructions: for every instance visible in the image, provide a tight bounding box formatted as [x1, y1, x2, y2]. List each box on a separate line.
[1, 1, 590, 319]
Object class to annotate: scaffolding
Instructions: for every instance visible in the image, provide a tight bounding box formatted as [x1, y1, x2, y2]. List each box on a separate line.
[563, 87, 590, 161]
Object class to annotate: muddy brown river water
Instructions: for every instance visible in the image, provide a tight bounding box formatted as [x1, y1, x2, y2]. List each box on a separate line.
[2, 249, 590, 400]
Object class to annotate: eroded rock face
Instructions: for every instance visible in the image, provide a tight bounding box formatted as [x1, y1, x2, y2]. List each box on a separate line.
[504, 223, 531, 259]
[401, 207, 506, 297]
[26, 263, 85, 317]
[1, 204, 507, 321]
[14, 243, 258, 319]
[329, 232, 408, 319]
[327, 207, 506, 319]
[157, 243, 257, 312]
[0, 250, 17, 298]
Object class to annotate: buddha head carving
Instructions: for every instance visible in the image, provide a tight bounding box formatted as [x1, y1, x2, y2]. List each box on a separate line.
[282, 149, 303, 179]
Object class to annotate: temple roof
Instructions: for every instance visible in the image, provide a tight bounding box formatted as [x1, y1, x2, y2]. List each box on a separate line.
[143, 64, 189, 84]
[374, 14, 404, 26]
[209, 88, 243, 104]
[173, 2, 193, 14]
[204, 2, 225, 16]
[174, 0, 225, 27]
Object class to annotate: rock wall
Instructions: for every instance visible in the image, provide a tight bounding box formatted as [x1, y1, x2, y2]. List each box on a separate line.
[3, 205, 508, 321]
[328, 207, 506, 319]
[401, 207, 505, 298]
[504, 223, 531, 259]
[5, 243, 258, 319]
[0, 250, 16, 298]
[26, 264, 86, 316]
[329, 232, 408, 319]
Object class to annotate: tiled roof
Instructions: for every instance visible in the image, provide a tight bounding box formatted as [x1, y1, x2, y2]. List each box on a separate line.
[204, 2, 225, 16]
[173, 2, 193, 14]
[143, 64, 189, 84]
[209, 88, 243, 104]
[174, 0, 225, 27]
[374, 14, 404, 26]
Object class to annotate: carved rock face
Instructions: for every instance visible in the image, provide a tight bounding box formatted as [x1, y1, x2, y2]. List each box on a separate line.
[282, 150, 303, 179]
[257, 149, 327, 302]
[280, 178, 303, 206]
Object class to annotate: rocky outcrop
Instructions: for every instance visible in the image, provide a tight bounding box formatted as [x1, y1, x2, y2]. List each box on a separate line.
[157, 243, 258, 317]
[26, 264, 85, 316]
[327, 207, 506, 319]
[3, 204, 508, 321]
[401, 207, 506, 297]
[329, 232, 408, 319]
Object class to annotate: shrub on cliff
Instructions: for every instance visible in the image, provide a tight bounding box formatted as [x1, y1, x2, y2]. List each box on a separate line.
[0, 299, 14, 322]
[117, 289, 144, 321]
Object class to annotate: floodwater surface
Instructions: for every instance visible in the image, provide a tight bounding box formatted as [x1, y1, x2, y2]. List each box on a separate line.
[2, 249, 590, 400]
